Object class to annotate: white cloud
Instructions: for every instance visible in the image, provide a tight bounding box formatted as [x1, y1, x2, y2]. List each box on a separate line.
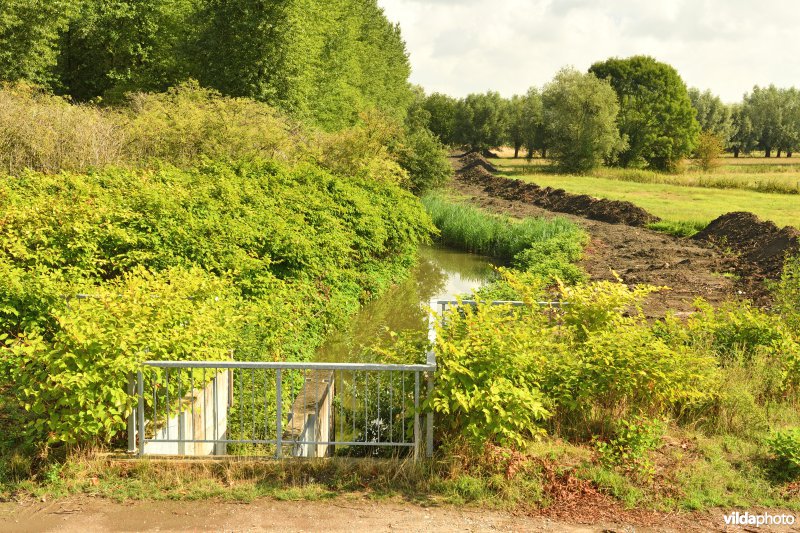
[378, 0, 800, 102]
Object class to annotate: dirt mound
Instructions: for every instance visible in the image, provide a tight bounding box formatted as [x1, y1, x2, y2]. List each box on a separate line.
[456, 163, 660, 227]
[694, 212, 800, 277]
[458, 152, 498, 173]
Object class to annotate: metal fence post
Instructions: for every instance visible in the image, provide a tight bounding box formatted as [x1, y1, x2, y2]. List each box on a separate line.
[413, 371, 420, 461]
[127, 373, 136, 454]
[276, 368, 283, 459]
[137, 370, 145, 456]
[426, 371, 434, 458]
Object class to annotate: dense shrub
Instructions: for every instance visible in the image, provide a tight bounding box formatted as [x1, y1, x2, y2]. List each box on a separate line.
[0, 83, 125, 174]
[391, 127, 452, 194]
[432, 273, 718, 448]
[0, 159, 433, 447]
[0, 83, 450, 198]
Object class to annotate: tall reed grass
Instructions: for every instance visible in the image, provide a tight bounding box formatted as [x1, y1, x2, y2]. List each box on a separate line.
[421, 193, 582, 260]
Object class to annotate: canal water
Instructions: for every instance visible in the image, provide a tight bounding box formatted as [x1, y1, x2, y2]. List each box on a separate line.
[314, 245, 497, 363]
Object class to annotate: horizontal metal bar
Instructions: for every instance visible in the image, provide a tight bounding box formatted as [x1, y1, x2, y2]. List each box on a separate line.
[143, 361, 436, 371]
[144, 439, 413, 447]
[290, 441, 414, 447]
[436, 300, 567, 307]
[145, 439, 278, 445]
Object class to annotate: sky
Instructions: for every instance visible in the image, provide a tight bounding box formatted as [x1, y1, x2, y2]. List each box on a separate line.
[378, 0, 799, 103]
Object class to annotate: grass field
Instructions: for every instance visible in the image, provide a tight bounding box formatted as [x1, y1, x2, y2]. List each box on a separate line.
[492, 156, 800, 229]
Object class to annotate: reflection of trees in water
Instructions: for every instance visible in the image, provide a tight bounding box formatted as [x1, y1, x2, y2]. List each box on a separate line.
[316, 246, 495, 363]
[418, 245, 497, 285]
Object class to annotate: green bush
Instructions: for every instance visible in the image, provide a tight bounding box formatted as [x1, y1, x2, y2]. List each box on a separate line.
[774, 255, 800, 331]
[432, 272, 718, 449]
[391, 127, 452, 194]
[766, 428, 800, 480]
[432, 299, 552, 448]
[1, 267, 239, 445]
[0, 159, 433, 448]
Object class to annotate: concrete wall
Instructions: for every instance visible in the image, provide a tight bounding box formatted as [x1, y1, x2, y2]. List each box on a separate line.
[144, 370, 230, 456]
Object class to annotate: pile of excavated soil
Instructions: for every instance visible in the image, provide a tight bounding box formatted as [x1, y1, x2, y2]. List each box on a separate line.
[455, 159, 660, 227]
[694, 212, 800, 278]
[453, 178, 748, 316]
[458, 152, 499, 173]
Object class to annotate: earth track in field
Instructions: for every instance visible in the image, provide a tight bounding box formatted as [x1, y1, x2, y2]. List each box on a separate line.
[448, 154, 770, 317]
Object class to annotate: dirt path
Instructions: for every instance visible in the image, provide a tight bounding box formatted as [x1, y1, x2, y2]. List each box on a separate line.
[453, 177, 752, 317]
[1, 496, 790, 533]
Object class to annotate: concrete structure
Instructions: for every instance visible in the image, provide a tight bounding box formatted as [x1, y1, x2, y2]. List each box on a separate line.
[143, 370, 231, 455]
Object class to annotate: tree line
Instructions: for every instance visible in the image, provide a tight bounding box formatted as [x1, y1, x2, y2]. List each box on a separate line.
[417, 55, 800, 172]
[0, 0, 413, 131]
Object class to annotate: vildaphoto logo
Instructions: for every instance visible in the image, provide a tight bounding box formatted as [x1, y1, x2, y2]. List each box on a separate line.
[723, 511, 796, 527]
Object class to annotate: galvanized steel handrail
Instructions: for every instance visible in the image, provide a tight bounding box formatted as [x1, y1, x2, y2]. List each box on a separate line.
[128, 298, 562, 460]
[143, 361, 436, 371]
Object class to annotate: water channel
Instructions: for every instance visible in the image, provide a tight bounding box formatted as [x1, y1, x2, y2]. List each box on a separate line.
[314, 245, 497, 363]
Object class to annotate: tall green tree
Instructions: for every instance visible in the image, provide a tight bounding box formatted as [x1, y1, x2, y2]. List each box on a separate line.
[688, 88, 734, 142]
[542, 68, 624, 173]
[0, 0, 78, 85]
[777, 87, 800, 157]
[743, 85, 785, 158]
[453, 91, 508, 152]
[729, 103, 756, 158]
[422, 92, 459, 145]
[56, 0, 195, 101]
[589, 55, 699, 171]
[192, 0, 412, 130]
[506, 88, 543, 159]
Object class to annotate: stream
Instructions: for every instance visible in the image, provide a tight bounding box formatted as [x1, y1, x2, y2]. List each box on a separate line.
[314, 245, 497, 363]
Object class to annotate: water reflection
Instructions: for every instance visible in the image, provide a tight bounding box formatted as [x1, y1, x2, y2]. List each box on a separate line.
[315, 245, 496, 363]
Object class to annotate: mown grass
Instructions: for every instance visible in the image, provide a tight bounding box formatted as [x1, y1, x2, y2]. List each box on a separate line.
[497, 156, 800, 195]
[421, 193, 583, 260]
[495, 170, 799, 230]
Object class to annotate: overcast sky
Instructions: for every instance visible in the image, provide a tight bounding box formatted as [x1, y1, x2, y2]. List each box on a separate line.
[378, 0, 798, 103]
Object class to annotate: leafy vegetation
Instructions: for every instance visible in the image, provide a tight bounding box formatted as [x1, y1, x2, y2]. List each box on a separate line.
[421, 194, 584, 263]
[589, 56, 699, 171]
[427, 248, 800, 507]
[542, 68, 624, 172]
[0, 0, 412, 131]
[0, 160, 433, 450]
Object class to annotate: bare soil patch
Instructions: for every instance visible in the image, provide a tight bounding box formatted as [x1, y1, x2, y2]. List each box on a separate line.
[455, 154, 660, 227]
[449, 154, 800, 314]
[450, 155, 755, 316]
[2, 495, 792, 533]
[695, 211, 800, 279]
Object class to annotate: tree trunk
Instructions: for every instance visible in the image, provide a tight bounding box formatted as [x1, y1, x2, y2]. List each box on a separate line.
[787, 151, 793, 158]
[765, 147, 771, 157]
[541, 148, 547, 159]
[777, 148, 782, 158]
[733, 146, 740, 158]
[514, 144, 521, 158]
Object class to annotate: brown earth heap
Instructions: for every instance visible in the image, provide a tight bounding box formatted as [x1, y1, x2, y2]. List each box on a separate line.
[459, 152, 499, 173]
[455, 154, 660, 227]
[694, 212, 800, 278]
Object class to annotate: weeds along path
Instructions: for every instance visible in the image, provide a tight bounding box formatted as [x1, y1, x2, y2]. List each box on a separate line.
[450, 159, 756, 317]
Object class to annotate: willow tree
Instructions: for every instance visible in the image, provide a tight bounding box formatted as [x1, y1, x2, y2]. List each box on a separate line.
[542, 68, 624, 173]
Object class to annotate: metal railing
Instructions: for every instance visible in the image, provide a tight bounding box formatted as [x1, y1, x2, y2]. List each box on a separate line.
[127, 298, 561, 459]
[127, 359, 435, 459]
